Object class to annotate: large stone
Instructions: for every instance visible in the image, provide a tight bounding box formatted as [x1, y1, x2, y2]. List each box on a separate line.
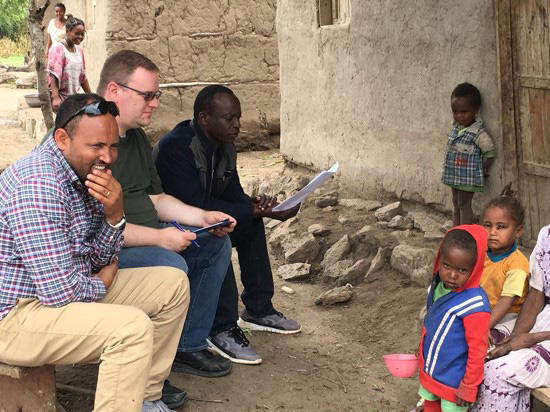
[336, 259, 370, 286]
[367, 247, 392, 276]
[410, 266, 433, 287]
[390, 245, 435, 286]
[387, 214, 414, 230]
[349, 226, 380, 257]
[440, 220, 454, 233]
[338, 198, 382, 211]
[374, 201, 403, 222]
[408, 210, 443, 233]
[0, 72, 16, 84]
[322, 259, 354, 283]
[268, 216, 299, 250]
[264, 218, 281, 230]
[284, 234, 321, 263]
[315, 194, 338, 208]
[322, 235, 351, 268]
[337, 215, 351, 225]
[277, 263, 311, 281]
[315, 285, 354, 306]
[350, 225, 376, 243]
[308, 223, 331, 236]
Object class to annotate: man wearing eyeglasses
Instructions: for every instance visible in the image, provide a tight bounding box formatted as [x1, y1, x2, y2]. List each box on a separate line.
[0, 94, 190, 412]
[96, 50, 236, 402]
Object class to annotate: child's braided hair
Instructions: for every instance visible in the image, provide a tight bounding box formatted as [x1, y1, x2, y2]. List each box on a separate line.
[481, 185, 525, 226]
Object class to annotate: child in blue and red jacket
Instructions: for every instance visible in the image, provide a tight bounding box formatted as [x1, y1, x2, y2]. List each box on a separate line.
[417, 225, 491, 412]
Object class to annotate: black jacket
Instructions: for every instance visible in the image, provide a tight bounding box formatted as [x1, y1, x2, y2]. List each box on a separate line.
[155, 120, 254, 225]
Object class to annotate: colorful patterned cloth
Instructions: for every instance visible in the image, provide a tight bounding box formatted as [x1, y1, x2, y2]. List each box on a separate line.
[0, 137, 123, 321]
[47, 42, 87, 101]
[471, 225, 550, 412]
[441, 117, 494, 192]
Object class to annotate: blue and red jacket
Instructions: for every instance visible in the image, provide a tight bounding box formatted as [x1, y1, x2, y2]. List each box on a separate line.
[418, 225, 491, 403]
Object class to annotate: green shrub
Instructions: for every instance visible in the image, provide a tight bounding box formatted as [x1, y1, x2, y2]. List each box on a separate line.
[0, 0, 28, 41]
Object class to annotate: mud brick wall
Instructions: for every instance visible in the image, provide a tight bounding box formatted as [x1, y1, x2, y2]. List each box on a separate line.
[106, 0, 280, 147]
[46, 0, 280, 148]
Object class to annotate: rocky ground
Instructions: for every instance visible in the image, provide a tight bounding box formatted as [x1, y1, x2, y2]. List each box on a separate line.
[54, 156, 455, 412]
[0, 83, 454, 412]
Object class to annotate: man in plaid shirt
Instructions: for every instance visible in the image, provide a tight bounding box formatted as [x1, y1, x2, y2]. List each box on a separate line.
[0, 93, 189, 412]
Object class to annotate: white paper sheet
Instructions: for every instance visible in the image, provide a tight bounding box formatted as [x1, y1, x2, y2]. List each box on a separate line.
[272, 162, 339, 212]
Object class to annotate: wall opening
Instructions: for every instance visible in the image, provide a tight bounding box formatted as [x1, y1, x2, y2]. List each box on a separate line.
[319, 0, 350, 26]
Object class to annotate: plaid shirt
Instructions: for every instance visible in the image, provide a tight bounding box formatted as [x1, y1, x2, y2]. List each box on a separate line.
[0, 137, 123, 321]
[441, 118, 493, 188]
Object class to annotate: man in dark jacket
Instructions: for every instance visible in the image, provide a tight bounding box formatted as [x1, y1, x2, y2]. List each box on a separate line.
[155, 85, 301, 364]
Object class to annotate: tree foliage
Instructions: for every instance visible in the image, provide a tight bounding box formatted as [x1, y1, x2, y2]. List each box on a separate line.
[0, 0, 28, 40]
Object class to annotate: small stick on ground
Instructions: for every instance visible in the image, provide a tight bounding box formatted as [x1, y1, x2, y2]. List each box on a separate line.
[188, 397, 224, 404]
[317, 366, 347, 393]
[328, 366, 347, 394]
[56, 383, 95, 396]
[56, 401, 69, 412]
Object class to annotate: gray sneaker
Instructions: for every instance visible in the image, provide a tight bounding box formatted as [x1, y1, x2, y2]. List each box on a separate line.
[238, 309, 302, 334]
[142, 400, 176, 412]
[207, 326, 262, 365]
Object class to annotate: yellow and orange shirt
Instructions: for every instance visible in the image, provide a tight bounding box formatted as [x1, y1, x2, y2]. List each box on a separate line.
[481, 244, 529, 313]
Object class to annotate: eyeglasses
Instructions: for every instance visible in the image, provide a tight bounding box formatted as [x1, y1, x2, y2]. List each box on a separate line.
[116, 82, 162, 101]
[60, 100, 120, 130]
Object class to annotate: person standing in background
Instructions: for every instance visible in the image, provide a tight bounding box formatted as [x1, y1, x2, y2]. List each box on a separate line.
[48, 15, 91, 111]
[45, 3, 67, 55]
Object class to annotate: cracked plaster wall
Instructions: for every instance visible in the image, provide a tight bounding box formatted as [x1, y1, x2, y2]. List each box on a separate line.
[54, 0, 279, 147]
[277, 0, 503, 212]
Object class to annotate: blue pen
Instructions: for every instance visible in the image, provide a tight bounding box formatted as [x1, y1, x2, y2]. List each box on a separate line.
[171, 221, 200, 248]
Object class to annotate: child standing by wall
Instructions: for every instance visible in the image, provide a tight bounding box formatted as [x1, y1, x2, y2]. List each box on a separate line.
[442, 83, 495, 226]
[480, 196, 529, 331]
[417, 225, 491, 412]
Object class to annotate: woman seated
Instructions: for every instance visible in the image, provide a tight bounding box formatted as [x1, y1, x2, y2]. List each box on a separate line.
[472, 225, 550, 412]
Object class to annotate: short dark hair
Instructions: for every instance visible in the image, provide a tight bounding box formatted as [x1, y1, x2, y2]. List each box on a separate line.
[482, 196, 525, 226]
[55, 2, 66, 11]
[97, 50, 159, 96]
[441, 229, 478, 262]
[54, 93, 105, 136]
[193, 85, 235, 121]
[451, 82, 482, 108]
[65, 14, 84, 31]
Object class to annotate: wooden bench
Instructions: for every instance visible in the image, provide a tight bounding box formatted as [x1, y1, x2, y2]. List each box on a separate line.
[0, 363, 56, 411]
[532, 386, 550, 412]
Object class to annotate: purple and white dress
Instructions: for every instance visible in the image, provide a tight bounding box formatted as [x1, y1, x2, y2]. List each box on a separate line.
[471, 225, 550, 412]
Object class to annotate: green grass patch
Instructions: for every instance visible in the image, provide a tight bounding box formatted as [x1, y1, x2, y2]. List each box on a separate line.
[0, 54, 23, 67]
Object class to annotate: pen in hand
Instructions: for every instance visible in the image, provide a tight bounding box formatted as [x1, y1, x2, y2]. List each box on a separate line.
[170, 221, 200, 248]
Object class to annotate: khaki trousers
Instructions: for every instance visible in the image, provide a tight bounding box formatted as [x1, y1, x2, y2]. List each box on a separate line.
[0, 266, 189, 412]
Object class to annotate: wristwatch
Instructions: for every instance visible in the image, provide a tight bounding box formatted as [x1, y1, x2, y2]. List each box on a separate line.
[107, 214, 126, 230]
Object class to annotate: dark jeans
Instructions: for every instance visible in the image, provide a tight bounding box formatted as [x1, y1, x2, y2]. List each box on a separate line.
[118, 225, 231, 352]
[211, 217, 275, 335]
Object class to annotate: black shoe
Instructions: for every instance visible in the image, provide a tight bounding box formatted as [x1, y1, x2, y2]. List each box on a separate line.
[161, 380, 187, 410]
[171, 349, 232, 377]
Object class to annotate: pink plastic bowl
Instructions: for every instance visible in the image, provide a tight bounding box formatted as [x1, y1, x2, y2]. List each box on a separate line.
[383, 354, 418, 378]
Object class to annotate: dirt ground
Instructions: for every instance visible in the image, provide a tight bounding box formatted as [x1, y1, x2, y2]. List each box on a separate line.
[0, 84, 429, 412]
[0, 85, 38, 170]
